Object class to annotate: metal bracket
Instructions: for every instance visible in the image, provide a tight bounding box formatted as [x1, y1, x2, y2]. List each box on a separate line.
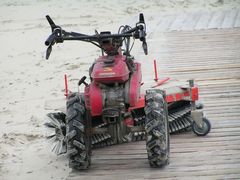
[191, 109, 204, 128]
[129, 126, 145, 132]
[92, 127, 108, 134]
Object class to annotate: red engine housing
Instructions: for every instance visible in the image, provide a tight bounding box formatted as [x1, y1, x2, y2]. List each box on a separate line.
[91, 55, 130, 84]
[84, 55, 142, 116]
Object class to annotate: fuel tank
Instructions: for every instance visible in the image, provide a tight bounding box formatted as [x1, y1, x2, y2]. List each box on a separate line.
[91, 55, 130, 84]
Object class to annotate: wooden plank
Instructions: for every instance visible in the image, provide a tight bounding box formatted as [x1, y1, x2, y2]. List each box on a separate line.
[164, 64, 240, 72]
[169, 12, 188, 30]
[207, 11, 225, 29]
[195, 11, 214, 30]
[156, 15, 176, 32]
[221, 9, 239, 28]
[234, 9, 240, 27]
[68, 168, 240, 180]
[202, 99, 240, 105]
[94, 141, 240, 153]
[150, 9, 240, 30]
[147, 14, 165, 38]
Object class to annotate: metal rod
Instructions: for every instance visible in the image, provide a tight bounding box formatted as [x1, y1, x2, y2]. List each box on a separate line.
[61, 33, 133, 41]
[151, 77, 170, 88]
[189, 79, 196, 110]
[64, 74, 68, 98]
[154, 59, 158, 82]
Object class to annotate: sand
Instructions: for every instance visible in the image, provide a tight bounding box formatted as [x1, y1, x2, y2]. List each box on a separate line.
[0, 0, 239, 179]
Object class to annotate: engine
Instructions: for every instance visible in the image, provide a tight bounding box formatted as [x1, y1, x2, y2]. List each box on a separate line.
[85, 55, 142, 118]
[101, 84, 125, 123]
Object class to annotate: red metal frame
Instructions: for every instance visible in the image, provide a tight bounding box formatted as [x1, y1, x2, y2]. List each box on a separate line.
[191, 87, 199, 101]
[84, 83, 103, 116]
[128, 86, 199, 111]
[128, 94, 145, 111]
[129, 62, 142, 107]
[165, 87, 199, 103]
[151, 77, 170, 88]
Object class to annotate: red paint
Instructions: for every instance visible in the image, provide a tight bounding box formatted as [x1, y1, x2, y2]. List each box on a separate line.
[191, 87, 199, 101]
[85, 54, 143, 116]
[151, 77, 170, 88]
[154, 59, 158, 81]
[183, 91, 190, 97]
[128, 94, 145, 111]
[166, 95, 174, 102]
[175, 93, 182, 101]
[166, 93, 183, 103]
[91, 55, 130, 84]
[129, 62, 142, 107]
[64, 74, 68, 97]
[127, 86, 199, 112]
[84, 83, 103, 116]
[124, 118, 134, 127]
[165, 87, 199, 103]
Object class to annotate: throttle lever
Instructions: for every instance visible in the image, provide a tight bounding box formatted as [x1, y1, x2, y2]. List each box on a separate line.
[46, 15, 57, 32]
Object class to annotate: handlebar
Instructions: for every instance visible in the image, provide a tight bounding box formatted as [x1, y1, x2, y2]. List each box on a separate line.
[61, 33, 133, 41]
[44, 14, 148, 59]
[45, 26, 140, 44]
[139, 28, 146, 42]
[45, 33, 55, 46]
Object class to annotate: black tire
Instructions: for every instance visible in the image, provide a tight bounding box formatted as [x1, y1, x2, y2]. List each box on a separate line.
[66, 93, 91, 170]
[192, 117, 211, 136]
[144, 89, 170, 168]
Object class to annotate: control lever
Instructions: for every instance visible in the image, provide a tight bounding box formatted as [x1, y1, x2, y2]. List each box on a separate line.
[78, 76, 88, 87]
[46, 15, 58, 32]
[138, 13, 147, 55]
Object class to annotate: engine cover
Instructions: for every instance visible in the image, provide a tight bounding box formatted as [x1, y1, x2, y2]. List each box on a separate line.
[90, 55, 130, 84]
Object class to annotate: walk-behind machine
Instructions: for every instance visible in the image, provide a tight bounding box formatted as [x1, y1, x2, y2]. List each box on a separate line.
[44, 14, 211, 170]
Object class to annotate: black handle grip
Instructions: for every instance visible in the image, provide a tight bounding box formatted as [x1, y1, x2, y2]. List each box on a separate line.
[139, 13, 145, 24]
[46, 45, 52, 60]
[45, 33, 55, 46]
[139, 29, 145, 41]
[142, 41, 148, 55]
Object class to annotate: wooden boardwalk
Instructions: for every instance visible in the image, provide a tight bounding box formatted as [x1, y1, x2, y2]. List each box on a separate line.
[67, 27, 240, 179]
[145, 8, 240, 34]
